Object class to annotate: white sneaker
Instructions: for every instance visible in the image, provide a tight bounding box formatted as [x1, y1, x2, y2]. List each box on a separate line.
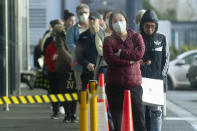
[59, 106, 65, 114]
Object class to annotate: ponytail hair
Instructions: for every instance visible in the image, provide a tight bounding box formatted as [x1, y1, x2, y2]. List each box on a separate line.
[64, 10, 74, 20]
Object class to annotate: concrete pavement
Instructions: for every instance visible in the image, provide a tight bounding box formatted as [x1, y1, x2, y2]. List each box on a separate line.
[0, 87, 196, 131]
[0, 88, 79, 131]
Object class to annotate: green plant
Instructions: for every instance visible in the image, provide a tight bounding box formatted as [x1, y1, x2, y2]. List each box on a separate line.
[142, 0, 177, 21]
[169, 44, 197, 60]
[143, 0, 161, 18]
[169, 44, 179, 60]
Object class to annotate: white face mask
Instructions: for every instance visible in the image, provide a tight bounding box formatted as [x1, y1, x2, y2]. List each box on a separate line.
[112, 21, 127, 33]
[79, 13, 89, 22]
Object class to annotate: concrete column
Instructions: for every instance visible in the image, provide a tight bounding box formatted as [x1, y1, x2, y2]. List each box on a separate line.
[4, 0, 9, 111]
[126, 0, 142, 31]
[17, 0, 22, 95]
[26, 0, 30, 70]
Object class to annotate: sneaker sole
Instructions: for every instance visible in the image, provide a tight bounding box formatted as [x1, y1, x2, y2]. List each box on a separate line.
[51, 117, 59, 120]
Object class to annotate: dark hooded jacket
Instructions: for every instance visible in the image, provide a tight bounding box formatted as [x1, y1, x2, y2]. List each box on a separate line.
[140, 9, 170, 79]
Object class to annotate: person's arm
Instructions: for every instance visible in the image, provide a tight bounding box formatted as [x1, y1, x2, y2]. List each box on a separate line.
[75, 35, 89, 68]
[119, 33, 145, 61]
[95, 33, 103, 56]
[103, 37, 131, 66]
[161, 36, 170, 77]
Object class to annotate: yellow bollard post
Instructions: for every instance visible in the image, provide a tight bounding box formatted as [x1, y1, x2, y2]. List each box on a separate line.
[79, 90, 89, 131]
[89, 80, 98, 131]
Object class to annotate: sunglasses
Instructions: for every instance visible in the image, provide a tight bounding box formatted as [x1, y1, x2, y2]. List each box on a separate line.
[144, 24, 156, 29]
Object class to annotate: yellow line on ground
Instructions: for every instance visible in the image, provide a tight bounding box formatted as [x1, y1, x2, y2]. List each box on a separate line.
[0, 93, 78, 105]
[72, 93, 78, 101]
[65, 94, 72, 101]
[50, 94, 58, 102]
[3, 96, 11, 104]
[42, 95, 50, 103]
[57, 94, 65, 102]
[27, 96, 35, 104]
[0, 98, 3, 104]
[19, 96, 27, 104]
[35, 95, 43, 103]
[11, 96, 19, 104]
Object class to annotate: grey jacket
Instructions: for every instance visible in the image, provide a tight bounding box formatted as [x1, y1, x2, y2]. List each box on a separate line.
[94, 29, 108, 80]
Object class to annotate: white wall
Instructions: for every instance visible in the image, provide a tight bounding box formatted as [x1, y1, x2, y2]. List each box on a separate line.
[158, 20, 172, 45]
[29, 0, 62, 68]
[47, 0, 62, 24]
[64, 0, 81, 17]
[30, 0, 62, 47]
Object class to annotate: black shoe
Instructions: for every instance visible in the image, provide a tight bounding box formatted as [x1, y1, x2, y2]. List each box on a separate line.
[70, 115, 79, 123]
[51, 113, 59, 119]
[63, 115, 71, 123]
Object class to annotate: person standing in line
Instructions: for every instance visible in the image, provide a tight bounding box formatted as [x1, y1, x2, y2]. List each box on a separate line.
[53, 10, 78, 123]
[42, 20, 62, 55]
[44, 27, 60, 119]
[76, 11, 101, 89]
[94, 10, 112, 80]
[42, 20, 62, 79]
[103, 10, 146, 131]
[97, 9, 106, 30]
[94, 10, 115, 131]
[139, 9, 170, 131]
[66, 3, 90, 90]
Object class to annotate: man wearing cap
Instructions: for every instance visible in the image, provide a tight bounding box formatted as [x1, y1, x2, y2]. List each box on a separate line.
[66, 3, 90, 90]
[76, 11, 101, 89]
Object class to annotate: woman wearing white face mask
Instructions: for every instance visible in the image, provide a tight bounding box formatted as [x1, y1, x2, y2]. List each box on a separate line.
[103, 10, 146, 131]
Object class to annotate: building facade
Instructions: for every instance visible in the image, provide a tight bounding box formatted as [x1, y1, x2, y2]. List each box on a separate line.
[0, 0, 29, 97]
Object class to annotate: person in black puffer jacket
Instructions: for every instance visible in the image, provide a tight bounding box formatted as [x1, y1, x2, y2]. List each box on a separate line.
[140, 9, 170, 131]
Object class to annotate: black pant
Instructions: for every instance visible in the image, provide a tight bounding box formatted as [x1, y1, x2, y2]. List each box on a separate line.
[48, 72, 59, 114]
[81, 70, 94, 90]
[106, 84, 146, 131]
[57, 72, 77, 117]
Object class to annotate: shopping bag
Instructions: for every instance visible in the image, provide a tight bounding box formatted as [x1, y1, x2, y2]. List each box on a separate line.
[141, 77, 164, 106]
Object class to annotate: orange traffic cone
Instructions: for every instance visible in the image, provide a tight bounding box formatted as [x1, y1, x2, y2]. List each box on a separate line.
[121, 90, 134, 131]
[97, 73, 105, 102]
[97, 73, 109, 131]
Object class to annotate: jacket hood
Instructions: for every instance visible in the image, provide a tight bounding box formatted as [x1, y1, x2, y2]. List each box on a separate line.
[140, 9, 158, 36]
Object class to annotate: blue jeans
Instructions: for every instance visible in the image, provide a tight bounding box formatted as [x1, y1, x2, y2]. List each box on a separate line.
[145, 105, 162, 131]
